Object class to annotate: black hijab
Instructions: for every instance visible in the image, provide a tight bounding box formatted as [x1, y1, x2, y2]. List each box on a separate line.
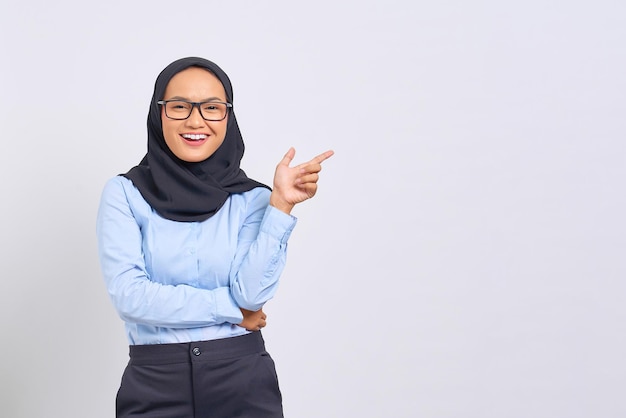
[123, 57, 270, 222]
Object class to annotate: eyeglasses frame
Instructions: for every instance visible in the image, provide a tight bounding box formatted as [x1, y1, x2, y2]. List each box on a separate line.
[157, 99, 233, 121]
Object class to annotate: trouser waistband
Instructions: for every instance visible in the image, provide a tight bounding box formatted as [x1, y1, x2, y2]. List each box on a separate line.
[128, 331, 266, 365]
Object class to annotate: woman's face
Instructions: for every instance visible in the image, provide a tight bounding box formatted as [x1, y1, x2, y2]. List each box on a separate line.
[161, 67, 229, 163]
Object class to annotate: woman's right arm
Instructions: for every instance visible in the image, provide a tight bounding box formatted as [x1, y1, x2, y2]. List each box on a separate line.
[96, 177, 243, 329]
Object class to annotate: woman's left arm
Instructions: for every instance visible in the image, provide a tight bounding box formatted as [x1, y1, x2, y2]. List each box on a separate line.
[229, 196, 296, 311]
[230, 148, 333, 311]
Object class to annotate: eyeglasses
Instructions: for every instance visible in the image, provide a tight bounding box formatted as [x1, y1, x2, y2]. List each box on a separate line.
[157, 100, 233, 121]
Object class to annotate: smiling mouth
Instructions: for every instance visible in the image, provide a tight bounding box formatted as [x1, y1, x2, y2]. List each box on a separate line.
[181, 133, 208, 141]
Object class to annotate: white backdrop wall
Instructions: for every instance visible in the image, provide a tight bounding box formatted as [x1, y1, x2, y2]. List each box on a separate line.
[1, 1, 624, 417]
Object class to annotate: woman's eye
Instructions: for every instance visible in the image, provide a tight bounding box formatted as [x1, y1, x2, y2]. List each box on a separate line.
[202, 104, 220, 112]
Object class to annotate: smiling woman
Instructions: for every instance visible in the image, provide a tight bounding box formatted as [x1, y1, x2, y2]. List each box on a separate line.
[96, 57, 333, 418]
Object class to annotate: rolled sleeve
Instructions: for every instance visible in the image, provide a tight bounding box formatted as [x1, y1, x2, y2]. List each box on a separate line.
[261, 205, 297, 243]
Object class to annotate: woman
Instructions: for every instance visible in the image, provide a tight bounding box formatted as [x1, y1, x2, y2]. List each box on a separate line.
[96, 56, 333, 417]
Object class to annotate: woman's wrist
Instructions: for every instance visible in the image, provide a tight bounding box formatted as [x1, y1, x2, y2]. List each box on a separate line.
[269, 192, 294, 214]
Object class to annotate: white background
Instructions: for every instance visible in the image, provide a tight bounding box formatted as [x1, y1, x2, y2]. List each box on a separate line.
[1, 1, 624, 417]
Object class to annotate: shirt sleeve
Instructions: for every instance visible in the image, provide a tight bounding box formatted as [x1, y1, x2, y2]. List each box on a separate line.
[96, 177, 243, 328]
[230, 192, 298, 311]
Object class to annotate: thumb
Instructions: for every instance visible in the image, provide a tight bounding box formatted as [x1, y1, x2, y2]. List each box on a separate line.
[278, 147, 296, 167]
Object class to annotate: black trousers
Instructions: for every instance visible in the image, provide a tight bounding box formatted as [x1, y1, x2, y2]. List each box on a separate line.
[116, 332, 284, 418]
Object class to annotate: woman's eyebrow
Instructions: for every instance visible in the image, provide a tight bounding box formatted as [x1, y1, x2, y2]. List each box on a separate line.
[165, 95, 224, 102]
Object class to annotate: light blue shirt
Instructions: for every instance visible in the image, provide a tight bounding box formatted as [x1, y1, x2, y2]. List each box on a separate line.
[96, 176, 297, 345]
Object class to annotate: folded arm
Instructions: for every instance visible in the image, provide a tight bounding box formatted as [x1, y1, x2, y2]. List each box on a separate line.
[96, 178, 243, 328]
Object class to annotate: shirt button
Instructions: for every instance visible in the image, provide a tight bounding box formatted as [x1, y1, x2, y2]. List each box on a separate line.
[192, 347, 201, 356]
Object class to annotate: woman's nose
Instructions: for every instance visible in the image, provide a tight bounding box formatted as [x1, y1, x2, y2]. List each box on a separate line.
[185, 105, 205, 127]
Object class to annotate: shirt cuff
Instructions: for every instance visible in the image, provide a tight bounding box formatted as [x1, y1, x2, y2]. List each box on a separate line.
[261, 205, 297, 243]
[213, 287, 244, 324]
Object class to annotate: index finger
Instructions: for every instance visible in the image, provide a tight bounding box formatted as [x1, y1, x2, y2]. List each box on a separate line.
[296, 150, 335, 170]
[310, 150, 335, 165]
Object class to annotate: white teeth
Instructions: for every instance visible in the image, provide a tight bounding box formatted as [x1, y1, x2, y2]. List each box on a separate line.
[182, 134, 207, 140]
